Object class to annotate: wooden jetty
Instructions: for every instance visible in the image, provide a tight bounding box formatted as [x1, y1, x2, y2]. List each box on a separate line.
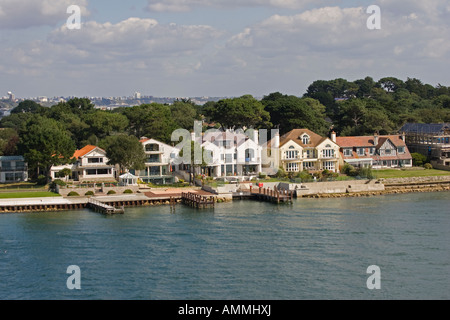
[249, 186, 294, 204]
[181, 192, 215, 209]
[88, 199, 124, 215]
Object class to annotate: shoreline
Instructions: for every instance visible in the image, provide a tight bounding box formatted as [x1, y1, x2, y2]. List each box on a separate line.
[0, 176, 449, 212]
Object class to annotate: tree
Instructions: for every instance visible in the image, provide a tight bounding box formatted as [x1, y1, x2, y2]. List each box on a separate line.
[101, 135, 146, 174]
[209, 95, 271, 130]
[178, 140, 208, 185]
[83, 110, 129, 139]
[262, 93, 329, 135]
[11, 100, 43, 114]
[17, 116, 76, 182]
[170, 101, 199, 130]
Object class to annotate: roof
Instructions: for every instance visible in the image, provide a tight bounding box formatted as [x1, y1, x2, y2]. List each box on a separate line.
[336, 135, 406, 148]
[279, 129, 328, 148]
[400, 123, 450, 135]
[73, 145, 104, 159]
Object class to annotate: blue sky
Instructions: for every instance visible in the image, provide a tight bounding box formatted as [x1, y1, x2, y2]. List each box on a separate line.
[0, 0, 449, 98]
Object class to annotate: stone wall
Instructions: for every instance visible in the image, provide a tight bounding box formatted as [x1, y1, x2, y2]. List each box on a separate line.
[57, 185, 140, 197]
[296, 179, 385, 196]
[383, 175, 450, 185]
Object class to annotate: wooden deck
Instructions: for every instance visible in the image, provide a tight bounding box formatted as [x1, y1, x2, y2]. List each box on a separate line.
[248, 186, 294, 204]
[88, 199, 124, 215]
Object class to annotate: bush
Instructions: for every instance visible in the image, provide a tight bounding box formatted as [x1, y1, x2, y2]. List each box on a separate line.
[67, 191, 80, 197]
[424, 163, 433, 170]
[123, 189, 133, 194]
[343, 163, 358, 176]
[358, 166, 374, 179]
[85, 191, 94, 196]
[412, 152, 428, 167]
[296, 170, 313, 182]
[37, 175, 47, 186]
[107, 190, 116, 195]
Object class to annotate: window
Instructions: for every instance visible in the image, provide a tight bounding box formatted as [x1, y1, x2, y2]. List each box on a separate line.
[245, 149, 255, 161]
[385, 149, 391, 155]
[323, 149, 335, 158]
[145, 144, 159, 152]
[344, 148, 352, 156]
[286, 150, 298, 160]
[86, 169, 110, 175]
[302, 135, 310, 145]
[357, 148, 365, 156]
[225, 154, 233, 163]
[146, 154, 160, 163]
[304, 162, 315, 169]
[398, 147, 404, 153]
[88, 158, 103, 163]
[369, 148, 375, 155]
[286, 162, 299, 172]
[324, 161, 335, 171]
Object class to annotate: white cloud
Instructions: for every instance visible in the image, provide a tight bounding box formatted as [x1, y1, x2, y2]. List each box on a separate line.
[0, 0, 89, 29]
[145, 0, 322, 12]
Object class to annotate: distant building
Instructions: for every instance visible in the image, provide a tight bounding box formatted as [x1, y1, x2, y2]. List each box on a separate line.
[399, 123, 450, 170]
[134, 92, 141, 99]
[0, 156, 28, 183]
[7, 91, 15, 102]
[336, 133, 412, 169]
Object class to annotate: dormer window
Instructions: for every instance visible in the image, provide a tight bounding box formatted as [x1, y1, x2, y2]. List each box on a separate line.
[302, 134, 310, 145]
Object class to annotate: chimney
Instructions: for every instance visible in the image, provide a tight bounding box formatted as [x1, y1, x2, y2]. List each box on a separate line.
[401, 132, 406, 141]
[273, 131, 280, 149]
[374, 132, 379, 146]
[331, 131, 336, 143]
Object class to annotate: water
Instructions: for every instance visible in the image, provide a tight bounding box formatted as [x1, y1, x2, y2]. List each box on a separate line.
[0, 192, 449, 300]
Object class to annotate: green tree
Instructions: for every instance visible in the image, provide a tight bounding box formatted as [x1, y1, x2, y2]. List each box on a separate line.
[83, 110, 129, 139]
[101, 135, 146, 174]
[17, 116, 76, 182]
[178, 140, 208, 185]
[11, 100, 43, 114]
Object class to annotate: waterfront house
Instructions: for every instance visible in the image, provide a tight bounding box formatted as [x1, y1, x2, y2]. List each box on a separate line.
[132, 138, 178, 184]
[269, 129, 341, 174]
[0, 156, 28, 183]
[194, 129, 263, 178]
[399, 123, 450, 170]
[50, 145, 115, 181]
[335, 133, 412, 169]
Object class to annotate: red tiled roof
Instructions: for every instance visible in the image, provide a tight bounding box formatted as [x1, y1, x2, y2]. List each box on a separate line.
[73, 145, 101, 159]
[336, 135, 406, 148]
[279, 129, 328, 148]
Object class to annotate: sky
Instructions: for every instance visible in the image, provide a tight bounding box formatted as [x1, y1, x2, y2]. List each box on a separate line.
[0, 0, 449, 98]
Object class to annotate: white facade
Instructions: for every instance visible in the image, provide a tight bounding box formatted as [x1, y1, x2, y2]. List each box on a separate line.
[0, 156, 28, 183]
[197, 129, 263, 177]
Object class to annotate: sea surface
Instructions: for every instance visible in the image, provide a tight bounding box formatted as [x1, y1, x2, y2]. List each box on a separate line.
[0, 192, 449, 300]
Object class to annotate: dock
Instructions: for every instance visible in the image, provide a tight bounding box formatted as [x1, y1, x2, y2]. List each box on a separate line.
[249, 186, 294, 204]
[181, 192, 215, 209]
[88, 199, 124, 215]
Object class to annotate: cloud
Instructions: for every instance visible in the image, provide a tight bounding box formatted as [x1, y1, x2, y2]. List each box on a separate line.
[0, 0, 89, 29]
[145, 0, 322, 12]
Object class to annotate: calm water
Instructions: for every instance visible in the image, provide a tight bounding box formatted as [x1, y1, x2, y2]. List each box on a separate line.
[0, 192, 449, 300]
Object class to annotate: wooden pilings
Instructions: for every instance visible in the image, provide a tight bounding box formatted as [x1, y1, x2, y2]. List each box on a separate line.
[181, 192, 215, 209]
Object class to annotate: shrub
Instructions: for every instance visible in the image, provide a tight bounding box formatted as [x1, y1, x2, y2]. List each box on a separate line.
[123, 189, 133, 194]
[67, 191, 80, 197]
[411, 153, 427, 167]
[107, 190, 116, 195]
[424, 163, 433, 170]
[85, 191, 94, 196]
[296, 170, 313, 182]
[37, 175, 47, 186]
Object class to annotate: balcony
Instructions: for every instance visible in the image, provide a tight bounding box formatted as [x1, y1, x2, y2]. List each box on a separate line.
[0, 166, 28, 172]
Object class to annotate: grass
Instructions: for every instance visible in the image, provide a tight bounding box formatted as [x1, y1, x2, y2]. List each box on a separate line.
[0, 191, 61, 199]
[374, 168, 450, 179]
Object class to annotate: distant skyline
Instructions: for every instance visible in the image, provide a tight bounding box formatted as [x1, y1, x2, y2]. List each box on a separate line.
[1, 0, 449, 98]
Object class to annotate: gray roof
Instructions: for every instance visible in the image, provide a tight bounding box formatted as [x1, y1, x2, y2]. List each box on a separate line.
[400, 123, 450, 135]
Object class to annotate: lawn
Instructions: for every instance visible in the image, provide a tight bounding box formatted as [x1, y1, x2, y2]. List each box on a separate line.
[373, 168, 450, 179]
[0, 191, 61, 199]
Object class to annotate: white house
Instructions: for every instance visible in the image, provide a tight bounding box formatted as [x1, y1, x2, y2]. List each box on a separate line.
[50, 145, 116, 181]
[195, 129, 263, 177]
[0, 156, 28, 183]
[132, 138, 178, 184]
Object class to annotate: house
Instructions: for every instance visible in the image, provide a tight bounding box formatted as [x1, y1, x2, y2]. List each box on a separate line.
[131, 138, 178, 184]
[194, 129, 263, 177]
[50, 145, 115, 181]
[0, 156, 28, 183]
[269, 129, 341, 174]
[399, 123, 450, 170]
[336, 133, 412, 169]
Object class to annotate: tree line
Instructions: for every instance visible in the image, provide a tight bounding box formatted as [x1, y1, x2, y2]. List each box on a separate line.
[0, 76, 448, 181]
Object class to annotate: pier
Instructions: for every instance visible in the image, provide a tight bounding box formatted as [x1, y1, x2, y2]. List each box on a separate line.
[181, 192, 215, 209]
[88, 199, 124, 215]
[249, 186, 294, 204]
